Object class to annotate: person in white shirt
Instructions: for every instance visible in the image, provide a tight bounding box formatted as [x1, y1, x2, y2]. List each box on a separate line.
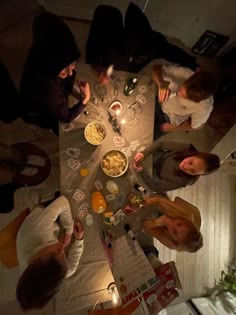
[152, 64, 217, 135]
[16, 195, 84, 311]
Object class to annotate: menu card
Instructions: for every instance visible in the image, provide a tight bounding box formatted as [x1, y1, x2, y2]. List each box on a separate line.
[111, 234, 158, 306]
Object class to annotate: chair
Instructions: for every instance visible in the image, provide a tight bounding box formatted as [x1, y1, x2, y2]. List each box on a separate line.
[0, 208, 30, 268]
[11, 142, 51, 187]
[0, 142, 51, 213]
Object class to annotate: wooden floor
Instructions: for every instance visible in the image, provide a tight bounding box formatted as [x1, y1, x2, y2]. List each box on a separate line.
[155, 172, 236, 298]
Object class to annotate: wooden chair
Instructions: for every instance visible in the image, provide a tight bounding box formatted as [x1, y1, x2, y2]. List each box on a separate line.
[0, 208, 29, 268]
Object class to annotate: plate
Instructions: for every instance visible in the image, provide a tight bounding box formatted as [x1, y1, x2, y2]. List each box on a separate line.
[109, 100, 123, 115]
[84, 121, 107, 145]
[101, 150, 128, 177]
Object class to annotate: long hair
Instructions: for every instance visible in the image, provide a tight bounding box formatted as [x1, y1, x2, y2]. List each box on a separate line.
[174, 149, 220, 175]
[16, 255, 67, 311]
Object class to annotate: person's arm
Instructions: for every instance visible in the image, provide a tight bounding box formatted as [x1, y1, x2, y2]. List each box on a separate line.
[46, 81, 86, 123]
[141, 169, 185, 193]
[152, 65, 170, 102]
[143, 139, 192, 157]
[65, 221, 84, 278]
[44, 195, 74, 235]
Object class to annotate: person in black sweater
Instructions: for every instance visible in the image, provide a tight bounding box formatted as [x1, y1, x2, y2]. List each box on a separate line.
[20, 12, 90, 134]
[86, 3, 199, 84]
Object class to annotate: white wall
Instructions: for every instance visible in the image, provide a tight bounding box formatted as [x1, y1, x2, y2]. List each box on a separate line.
[145, 0, 236, 49]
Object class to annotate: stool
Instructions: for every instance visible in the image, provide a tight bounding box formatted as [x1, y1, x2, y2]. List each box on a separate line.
[11, 142, 51, 187]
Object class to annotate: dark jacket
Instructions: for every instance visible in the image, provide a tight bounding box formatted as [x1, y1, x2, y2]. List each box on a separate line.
[20, 12, 82, 131]
[86, 3, 198, 73]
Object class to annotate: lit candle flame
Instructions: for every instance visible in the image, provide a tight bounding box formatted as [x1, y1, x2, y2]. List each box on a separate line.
[121, 119, 126, 124]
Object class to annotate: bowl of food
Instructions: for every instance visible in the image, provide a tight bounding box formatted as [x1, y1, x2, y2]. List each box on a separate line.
[84, 121, 106, 145]
[101, 150, 128, 177]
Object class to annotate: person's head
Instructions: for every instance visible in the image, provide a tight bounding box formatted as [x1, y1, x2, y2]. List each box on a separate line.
[177, 71, 217, 102]
[58, 61, 77, 79]
[32, 12, 81, 78]
[165, 216, 203, 252]
[178, 152, 220, 176]
[16, 242, 67, 311]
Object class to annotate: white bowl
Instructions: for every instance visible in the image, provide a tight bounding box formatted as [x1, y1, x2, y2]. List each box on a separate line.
[84, 121, 107, 145]
[101, 150, 128, 177]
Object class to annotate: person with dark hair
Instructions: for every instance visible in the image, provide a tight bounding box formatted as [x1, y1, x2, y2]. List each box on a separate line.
[16, 196, 84, 311]
[86, 3, 199, 85]
[143, 195, 203, 252]
[20, 12, 90, 134]
[133, 139, 220, 193]
[152, 64, 217, 136]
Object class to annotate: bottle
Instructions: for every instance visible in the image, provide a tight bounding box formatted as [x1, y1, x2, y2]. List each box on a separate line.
[134, 183, 147, 194]
[103, 209, 113, 225]
[128, 193, 144, 210]
[91, 191, 107, 214]
[124, 77, 138, 96]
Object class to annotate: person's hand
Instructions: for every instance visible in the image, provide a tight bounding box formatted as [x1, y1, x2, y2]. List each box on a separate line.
[78, 81, 90, 104]
[133, 152, 144, 172]
[74, 220, 85, 240]
[61, 233, 72, 247]
[160, 122, 176, 132]
[134, 152, 144, 163]
[98, 72, 111, 85]
[158, 87, 170, 102]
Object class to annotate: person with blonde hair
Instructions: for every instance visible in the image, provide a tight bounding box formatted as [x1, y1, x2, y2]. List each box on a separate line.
[143, 195, 203, 252]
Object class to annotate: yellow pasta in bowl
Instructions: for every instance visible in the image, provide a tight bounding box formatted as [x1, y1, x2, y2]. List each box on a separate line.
[101, 150, 128, 177]
[84, 121, 106, 145]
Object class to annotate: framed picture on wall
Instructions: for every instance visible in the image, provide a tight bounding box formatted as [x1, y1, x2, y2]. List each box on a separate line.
[192, 30, 229, 56]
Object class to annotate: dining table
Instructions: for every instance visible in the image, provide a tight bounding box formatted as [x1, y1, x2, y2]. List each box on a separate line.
[58, 63, 156, 313]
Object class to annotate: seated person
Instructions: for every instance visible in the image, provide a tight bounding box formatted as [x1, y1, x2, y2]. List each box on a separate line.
[16, 196, 84, 311]
[86, 3, 199, 84]
[152, 64, 217, 136]
[133, 139, 220, 193]
[143, 195, 203, 252]
[20, 12, 90, 134]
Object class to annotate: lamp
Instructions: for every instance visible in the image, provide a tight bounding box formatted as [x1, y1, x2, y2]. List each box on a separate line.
[92, 282, 120, 314]
[107, 282, 119, 305]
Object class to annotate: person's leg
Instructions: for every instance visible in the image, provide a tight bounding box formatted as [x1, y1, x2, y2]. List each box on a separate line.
[151, 31, 198, 71]
[86, 5, 123, 68]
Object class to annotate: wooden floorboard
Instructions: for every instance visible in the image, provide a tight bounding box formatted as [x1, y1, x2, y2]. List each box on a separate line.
[154, 172, 236, 298]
